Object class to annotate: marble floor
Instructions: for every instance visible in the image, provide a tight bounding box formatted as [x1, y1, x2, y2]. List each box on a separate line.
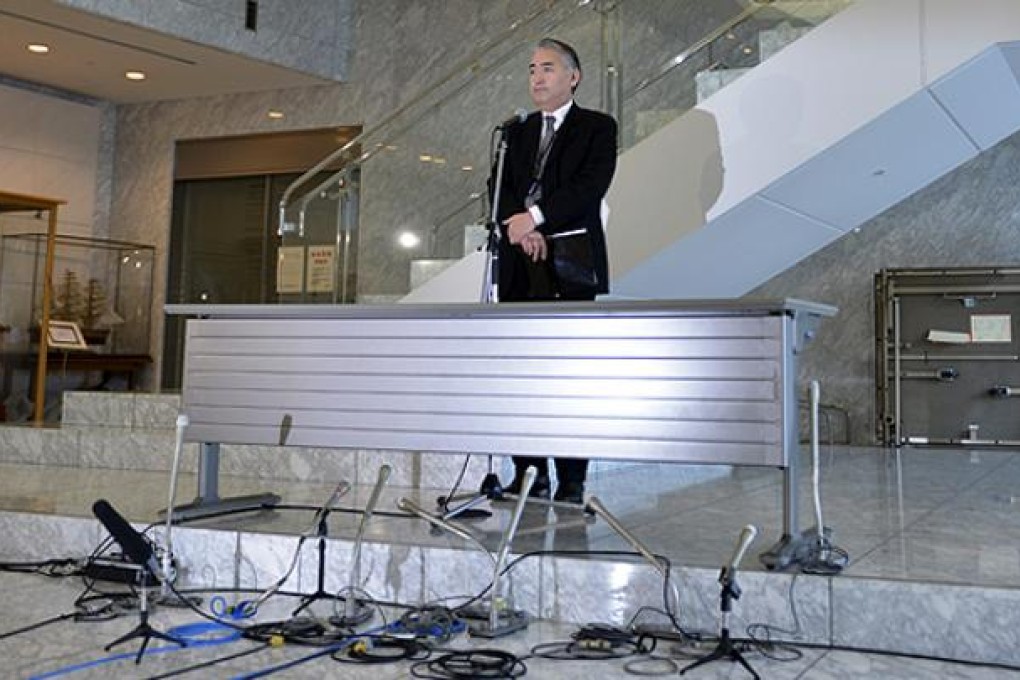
[2, 444, 1019, 587]
[2, 571, 1016, 679]
[3, 444, 1020, 677]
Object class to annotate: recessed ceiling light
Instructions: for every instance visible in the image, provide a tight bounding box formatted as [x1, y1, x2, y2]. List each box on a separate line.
[461, 165, 474, 172]
[27, 43, 50, 54]
[267, 110, 284, 119]
[125, 70, 146, 81]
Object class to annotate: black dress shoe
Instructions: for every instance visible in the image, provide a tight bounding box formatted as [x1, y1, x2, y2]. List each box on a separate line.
[505, 473, 551, 499]
[553, 481, 585, 504]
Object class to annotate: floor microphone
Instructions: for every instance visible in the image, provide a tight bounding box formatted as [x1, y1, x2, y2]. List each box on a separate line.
[721, 524, 758, 584]
[92, 499, 161, 578]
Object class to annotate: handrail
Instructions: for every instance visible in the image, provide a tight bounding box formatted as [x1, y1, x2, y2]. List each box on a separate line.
[428, 1, 801, 240]
[622, 1, 771, 101]
[278, 0, 592, 233]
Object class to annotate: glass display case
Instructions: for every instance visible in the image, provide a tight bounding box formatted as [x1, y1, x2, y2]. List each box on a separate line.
[0, 191, 154, 422]
[0, 233, 154, 355]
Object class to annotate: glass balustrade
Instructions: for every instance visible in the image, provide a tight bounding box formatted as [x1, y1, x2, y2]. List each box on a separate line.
[279, 0, 853, 303]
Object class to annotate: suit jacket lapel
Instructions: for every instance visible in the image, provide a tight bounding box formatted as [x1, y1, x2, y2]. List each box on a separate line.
[545, 104, 579, 167]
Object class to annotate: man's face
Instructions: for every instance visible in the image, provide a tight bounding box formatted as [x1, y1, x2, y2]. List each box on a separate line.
[529, 46, 578, 112]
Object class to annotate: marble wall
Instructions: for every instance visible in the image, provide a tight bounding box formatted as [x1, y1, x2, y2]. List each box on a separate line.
[0, 79, 110, 354]
[53, 0, 355, 80]
[752, 129, 1020, 444]
[107, 0, 585, 380]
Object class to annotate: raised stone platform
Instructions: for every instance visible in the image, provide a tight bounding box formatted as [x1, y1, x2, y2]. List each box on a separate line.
[0, 392, 1017, 668]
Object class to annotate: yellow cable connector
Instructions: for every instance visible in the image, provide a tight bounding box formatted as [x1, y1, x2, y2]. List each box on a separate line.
[268, 634, 285, 647]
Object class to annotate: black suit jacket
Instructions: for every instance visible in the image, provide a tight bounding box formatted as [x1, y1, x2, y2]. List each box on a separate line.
[496, 103, 618, 300]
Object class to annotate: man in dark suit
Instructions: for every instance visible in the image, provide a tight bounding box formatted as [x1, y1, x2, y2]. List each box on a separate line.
[496, 38, 618, 503]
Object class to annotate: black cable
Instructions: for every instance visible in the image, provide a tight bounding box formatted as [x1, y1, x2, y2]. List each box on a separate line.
[411, 648, 526, 679]
[332, 635, 431, 664]
[0, 611, 76, 641]
[437, 456, 472, 514]
[784, 640, 1020, 674]
[530, 623, 651, 661]
[144, 643, 271, 679]
[742, 571, 804, 662]
[394, 606, 463, 642]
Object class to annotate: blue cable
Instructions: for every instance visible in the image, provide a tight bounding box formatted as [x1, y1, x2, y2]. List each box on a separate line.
[29, 645, 184, 680]
[29, 607, 244, 678]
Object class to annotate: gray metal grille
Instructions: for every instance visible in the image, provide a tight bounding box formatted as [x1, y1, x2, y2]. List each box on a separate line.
[176, 301, 832, 467]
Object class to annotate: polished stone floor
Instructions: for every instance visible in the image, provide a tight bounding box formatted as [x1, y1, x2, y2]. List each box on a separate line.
[2, 572, 1016, 679]
[1, 444, 1019, 587]
[3, 445, 1020, 677]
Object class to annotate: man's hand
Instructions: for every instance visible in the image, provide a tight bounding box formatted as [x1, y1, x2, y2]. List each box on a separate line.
[519, 231, 547, 262]
[505, 212, 536, 244]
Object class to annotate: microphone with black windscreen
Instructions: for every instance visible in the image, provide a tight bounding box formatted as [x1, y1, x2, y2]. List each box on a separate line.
[93, 499, 162, 578]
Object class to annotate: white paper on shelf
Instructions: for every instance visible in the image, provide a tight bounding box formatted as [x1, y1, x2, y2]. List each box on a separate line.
[926, 329, 971, 344]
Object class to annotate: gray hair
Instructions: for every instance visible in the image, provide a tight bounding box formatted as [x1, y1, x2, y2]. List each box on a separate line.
[537, 38, 581, 76]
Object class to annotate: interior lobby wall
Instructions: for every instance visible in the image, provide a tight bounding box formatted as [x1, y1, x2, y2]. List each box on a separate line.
[751, 128, 1020, 445]
[106, 0, 561, 384]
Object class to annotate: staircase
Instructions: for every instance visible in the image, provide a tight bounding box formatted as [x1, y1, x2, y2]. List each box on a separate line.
[397, 1, 1020, 304]
[611, 0, 1020, 299]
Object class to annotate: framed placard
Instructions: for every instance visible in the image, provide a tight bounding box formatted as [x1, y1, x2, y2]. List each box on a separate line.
[46, 320, 89, 350]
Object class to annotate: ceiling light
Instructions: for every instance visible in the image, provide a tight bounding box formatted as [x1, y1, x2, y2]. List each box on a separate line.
[267, 110, 284, 119]
[125, 70, 146, 81]
[398, 231, 420, 249]
[419, 154, 432, 162]
[461, 165, 474, 172]
[27, 43, 50, 54]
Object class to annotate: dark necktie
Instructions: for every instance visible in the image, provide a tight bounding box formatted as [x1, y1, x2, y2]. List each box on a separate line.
[526, 115, 556, 208]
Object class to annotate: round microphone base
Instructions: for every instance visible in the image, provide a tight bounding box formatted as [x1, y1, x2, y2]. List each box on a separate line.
[329, 601, 374, 628]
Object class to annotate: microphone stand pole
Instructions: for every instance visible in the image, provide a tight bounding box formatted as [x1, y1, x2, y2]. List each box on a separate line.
[439, 125, 513, 520]
[290, 479, 353, 617]
[329, 464, 391, 626]
[680, 529, 761, 679]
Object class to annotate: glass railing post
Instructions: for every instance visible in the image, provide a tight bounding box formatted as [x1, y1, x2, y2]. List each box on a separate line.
[598, 0, 622, 121]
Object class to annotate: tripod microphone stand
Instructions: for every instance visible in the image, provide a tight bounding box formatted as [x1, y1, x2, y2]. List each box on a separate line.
[92, 499, 185, 664]
[290, 480, 353, 617]
[105, 565, 186, 664]
[681, 524, 760, 679]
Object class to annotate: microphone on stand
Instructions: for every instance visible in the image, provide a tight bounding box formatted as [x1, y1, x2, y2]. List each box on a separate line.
[586, 496, 666, 578]
[93, 499, 163, 579]
[410, 466, 536, 638]
[332, 465, 390, 627]
[496, 108, 528, 130]
[321, 480, 352, 515]
[720, 524, 758, 585]
[397, 497, 495, 558]
[586, 495, 683, 633]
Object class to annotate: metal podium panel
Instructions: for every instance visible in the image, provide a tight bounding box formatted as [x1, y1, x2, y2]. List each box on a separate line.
[173, 299, 834, 468]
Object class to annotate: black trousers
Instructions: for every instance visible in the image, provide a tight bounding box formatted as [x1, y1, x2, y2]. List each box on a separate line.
[506, 256, 594, 486]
